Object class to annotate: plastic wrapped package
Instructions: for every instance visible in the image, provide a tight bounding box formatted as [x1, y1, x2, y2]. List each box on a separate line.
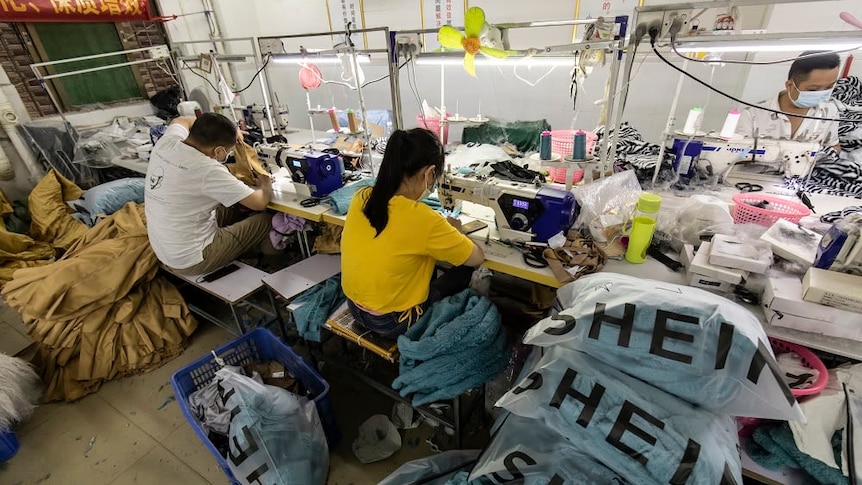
[523, 273, 804, 421]
[469, 413, 628, 484]
[572, 170, 642, 239]
[377, 450, 480, 485]
[216, 367, 330, 485]
[497, 346, 743, 485]
[671, 195, 734, 247]
[71, 178, 145, 225]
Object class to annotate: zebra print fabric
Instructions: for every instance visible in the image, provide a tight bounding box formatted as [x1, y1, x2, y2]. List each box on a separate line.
[801, 76, 862, 198]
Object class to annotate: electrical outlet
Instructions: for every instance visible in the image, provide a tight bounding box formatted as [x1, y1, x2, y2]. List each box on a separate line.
[634, 11, 665, 43]
[661, 9, 693, 39]
[394, 33, 421, 57]
[149, 45, 170, 60]
[259, 39, 284, 55]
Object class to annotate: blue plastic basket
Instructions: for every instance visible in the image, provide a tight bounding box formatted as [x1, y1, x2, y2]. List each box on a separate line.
[0, 430, 20, 463]
[171, 328, 340, 484]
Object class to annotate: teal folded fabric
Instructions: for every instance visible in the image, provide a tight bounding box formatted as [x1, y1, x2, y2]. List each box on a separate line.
[293, 275, 346, 342]
[327, 179, 375, 215]
[747, 423, 848, 485]
[393, 289, 509, 407]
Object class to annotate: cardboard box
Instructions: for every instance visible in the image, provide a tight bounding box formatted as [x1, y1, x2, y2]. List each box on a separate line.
[763, 271, 862, 340]
[709, 234, 772, 274]
[759, 219, 822, 266]
[688, 271, 732, 293]
[763, 308, 862, 342]
[802, 268, 862, 314]
[691, 242, 749, 285]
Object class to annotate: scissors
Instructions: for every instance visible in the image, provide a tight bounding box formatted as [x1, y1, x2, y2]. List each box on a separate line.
[735, 182, 763, 193]
[500, 240, 549, 268]
[300, 197, 327, 207]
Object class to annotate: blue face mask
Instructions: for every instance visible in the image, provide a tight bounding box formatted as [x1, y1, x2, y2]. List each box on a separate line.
[791, 81, 833, 108]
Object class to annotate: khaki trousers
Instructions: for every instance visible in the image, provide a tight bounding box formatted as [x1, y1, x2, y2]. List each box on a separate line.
[170, 206, 271, 276]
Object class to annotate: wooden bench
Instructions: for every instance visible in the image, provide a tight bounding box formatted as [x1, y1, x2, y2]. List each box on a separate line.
[164, 261, 279, 336]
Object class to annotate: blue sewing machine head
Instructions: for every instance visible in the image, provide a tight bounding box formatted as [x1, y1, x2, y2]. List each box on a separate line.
[532, 187, 578, 242]
[286, 151, 344, 198]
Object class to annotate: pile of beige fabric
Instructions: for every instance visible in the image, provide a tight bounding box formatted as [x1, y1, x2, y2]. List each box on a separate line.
[1, 170, 197, 402]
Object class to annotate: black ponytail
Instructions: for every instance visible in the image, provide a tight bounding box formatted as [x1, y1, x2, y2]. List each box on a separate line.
[363, 128, 444, 236]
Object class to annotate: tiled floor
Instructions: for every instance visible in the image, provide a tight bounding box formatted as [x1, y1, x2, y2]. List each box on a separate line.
[0, 320, 445, 485]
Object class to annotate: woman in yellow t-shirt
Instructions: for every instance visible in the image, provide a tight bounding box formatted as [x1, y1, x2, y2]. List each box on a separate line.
[341, 128, 485, 338]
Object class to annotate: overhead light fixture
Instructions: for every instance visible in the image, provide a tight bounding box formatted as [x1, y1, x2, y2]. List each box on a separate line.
[270, 53, 372, 65]
[415, 55, 574, 67]
[674, 38, 862, 53]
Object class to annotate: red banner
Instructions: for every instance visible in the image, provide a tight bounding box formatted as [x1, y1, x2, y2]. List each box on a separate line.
[0, 0, 152, 23]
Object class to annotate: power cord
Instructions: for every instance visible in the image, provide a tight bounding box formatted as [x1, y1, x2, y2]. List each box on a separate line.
[180, 58, 219, 93]
[648, 26, 858, 124]
[233, 54, 272, 94]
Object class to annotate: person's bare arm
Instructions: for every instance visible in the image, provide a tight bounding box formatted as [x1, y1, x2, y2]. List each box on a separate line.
[238, 178, 273, 211]
[463, 242, 485, 267]
[169, 116, 197, 130]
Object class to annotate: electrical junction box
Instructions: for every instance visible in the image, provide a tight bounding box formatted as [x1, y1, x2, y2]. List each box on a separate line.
[149, 45, 170, 60]
[259, 39, 284, 55]
[394, 33, 421, 56]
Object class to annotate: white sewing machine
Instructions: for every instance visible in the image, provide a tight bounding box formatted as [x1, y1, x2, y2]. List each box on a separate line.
[686, 136, 820, 179]
[245, 103, 290, 134]
[439, 170, 577, 243]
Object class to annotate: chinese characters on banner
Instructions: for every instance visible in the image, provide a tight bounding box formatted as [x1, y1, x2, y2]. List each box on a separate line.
[327, 0, 367, 48]
[0, 0, 151, 22]
[422, 0, 465, 51]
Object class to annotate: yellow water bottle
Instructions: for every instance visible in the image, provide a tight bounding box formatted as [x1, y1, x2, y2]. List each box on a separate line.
[625, 193, 662, 264]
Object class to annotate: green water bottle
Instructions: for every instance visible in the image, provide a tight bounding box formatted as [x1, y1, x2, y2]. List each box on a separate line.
[625, 193, 662, 264]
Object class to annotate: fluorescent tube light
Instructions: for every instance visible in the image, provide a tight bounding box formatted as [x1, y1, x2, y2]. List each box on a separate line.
[271, 53, 371, 65]
[675, 39, 862, 53]
[415, 55, 575, 67]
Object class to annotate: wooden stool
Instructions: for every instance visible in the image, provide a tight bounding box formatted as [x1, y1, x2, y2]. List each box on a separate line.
[323, 305, 399, 363]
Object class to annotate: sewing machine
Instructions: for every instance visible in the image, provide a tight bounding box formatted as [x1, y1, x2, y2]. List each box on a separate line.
[256, 143, 344, 197]
[439, 171, 577, 243]
[683, 136, 820, 179]
[244, 103, 290, 134]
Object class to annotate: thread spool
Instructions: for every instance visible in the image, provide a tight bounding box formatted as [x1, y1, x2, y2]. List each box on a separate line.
[682, 107, 703, 135]
[347, 109, 358, 133]
[328, 108, 340, 132]
[539, 130, 552, 160]
[719, 110, 741, 139]
[573, 130, 587, 160]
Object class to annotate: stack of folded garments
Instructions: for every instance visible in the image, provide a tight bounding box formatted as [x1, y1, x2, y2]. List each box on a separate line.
[466, 272, 804, 484]
[392, 289, 509, 407]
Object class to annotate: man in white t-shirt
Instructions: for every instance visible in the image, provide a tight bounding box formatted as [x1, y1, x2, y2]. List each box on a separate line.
[737, 51, 841, 153]
[145, 113, 272, 275]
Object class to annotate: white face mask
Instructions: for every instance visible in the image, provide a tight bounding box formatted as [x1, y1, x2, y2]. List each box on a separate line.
[791, 81, 833, 108]
[215, 146, 234, 163]
[419, 171, 437, 200]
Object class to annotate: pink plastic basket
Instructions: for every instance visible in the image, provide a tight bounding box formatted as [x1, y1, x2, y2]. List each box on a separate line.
[731, 193, 810, 226]
[737, 337, 828, 436]
[548, 130, 596, 184]
[417, 114, 450, 145]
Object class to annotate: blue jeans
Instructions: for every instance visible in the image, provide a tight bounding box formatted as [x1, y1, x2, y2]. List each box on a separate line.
[348, 266, 475, 339]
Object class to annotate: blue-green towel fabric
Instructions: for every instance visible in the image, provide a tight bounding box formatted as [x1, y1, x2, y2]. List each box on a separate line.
[327, 179, 376, 215]
[747, 423, 848, 485]
[293, 275, 346, 342]
[393, 289, 509, 407]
